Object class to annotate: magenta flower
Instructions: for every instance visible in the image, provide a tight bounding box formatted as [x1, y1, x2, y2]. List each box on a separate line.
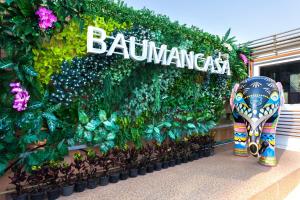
[239, 53, 248, 65]
[10, 82, 30, 111]
[35, 7, 57, 29]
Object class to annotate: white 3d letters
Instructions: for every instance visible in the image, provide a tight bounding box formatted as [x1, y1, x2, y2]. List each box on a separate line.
[86, 26, 231, 75]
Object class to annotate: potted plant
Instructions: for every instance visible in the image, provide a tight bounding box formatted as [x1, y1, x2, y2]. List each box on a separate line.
[27, 165, 47, 200]
[168, 141, 176, 167]
[60, 162, 75, 196]
[145, 144, 155, 173]
[160, 142, 170, 169]
[98, 152, 111, 186]
[128, 147, 139, 177]
[45, 161, 61, 200]
[153, 143, 163, 170]
[119, 148, 130, 180]
[138, 147, 148, 175]
[85, 149, 99, 189]
[9, 165, 28, 200]
[73, 152, 87, 192]
[108, 149, 121, 183]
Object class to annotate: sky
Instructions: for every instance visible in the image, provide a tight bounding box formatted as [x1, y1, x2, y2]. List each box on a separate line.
[123, 0, 300, 43]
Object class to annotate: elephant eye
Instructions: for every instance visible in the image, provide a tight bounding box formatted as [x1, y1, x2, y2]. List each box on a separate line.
[236, 93, 243, 101]
[270, 92, 279, 101]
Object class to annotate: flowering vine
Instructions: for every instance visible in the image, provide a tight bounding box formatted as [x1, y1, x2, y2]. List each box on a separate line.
[239, 53, 248, 65]
[10, 82, 30, 112]
[35, 7, 57, 29]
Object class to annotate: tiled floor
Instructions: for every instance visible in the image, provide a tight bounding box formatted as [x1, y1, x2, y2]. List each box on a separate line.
[60, 144, 300, 200]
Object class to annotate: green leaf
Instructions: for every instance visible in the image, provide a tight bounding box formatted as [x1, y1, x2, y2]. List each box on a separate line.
[168, 130, 175, 140]
[42, 112, 57, 121]
[15, 0, 33, 17]
[23, 134, 38, 144]
[154, 127, 160, 134]
[0, 59, 14, 69]
[76, 125, 84, 138]
[98, 110, 107, 121]
[187, 123, 196, 129]
[106, 132, 116, 140]
[5, 0, 14, 5]
[85, 119, 100, 131]
[23, 65, 38, 77]
[84, 131, 93, 142]
[27, 101, 44, 110]
[0, 160, 7, 176]
[46, 103, 61, 113]
[163, 122, 172, 128]
[78, 109, 89, 124]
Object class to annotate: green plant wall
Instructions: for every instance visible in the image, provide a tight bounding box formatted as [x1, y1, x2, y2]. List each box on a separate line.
[0, 0, 250, 174]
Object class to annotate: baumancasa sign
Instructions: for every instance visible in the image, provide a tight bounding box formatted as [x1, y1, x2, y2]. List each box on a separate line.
[87, 26, 231, 75]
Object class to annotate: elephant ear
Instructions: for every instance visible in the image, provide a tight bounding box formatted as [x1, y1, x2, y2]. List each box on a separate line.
[230, 83, 239, 111]
[276, 82, 285, 106]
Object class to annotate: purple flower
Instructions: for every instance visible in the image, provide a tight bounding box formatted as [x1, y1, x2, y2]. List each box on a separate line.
[35, 7, 57, 30]
[10, 82, 30, 111]
[239, 53, 248, 65]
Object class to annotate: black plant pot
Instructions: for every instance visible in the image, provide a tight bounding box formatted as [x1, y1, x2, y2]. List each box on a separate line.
[30, 191, 44, 200]
[129, 168, 138, 177]
[181, 156, 188, 163]
[147, 164, 154, 173]
[138, 167, 146, 175]
[204, 147, 211, 157]
[75, 180, 87, 192]
[154, 162, 162, 171]
[87, 177, 98, 189]
[175, 158, 182, 165]
[188, 154, 194, 161]
[120, 170, 129, 180]
[192, 152, 199, 160]
[62, 185, 74, 196]
[12, 193, 28, 200]
[162, 161, 169, 169]
[47, 187, 61, 200]
[169, 159, 176, 167]
[109, 172, 120, 183]
[99, 176, 109, 186]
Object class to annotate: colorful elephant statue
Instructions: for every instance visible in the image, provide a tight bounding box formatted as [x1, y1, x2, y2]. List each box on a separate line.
[230, 76, 284, 166]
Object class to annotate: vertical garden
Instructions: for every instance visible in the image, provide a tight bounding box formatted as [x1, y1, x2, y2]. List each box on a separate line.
[0, 0, 250, 198]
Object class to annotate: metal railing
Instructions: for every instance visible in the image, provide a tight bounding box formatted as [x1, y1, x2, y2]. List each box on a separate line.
[246, 28, 300, 59]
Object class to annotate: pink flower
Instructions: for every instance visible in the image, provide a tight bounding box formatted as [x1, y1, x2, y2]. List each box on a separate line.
[35, 7, 57, 30]
[10, 82, 30, 111]
[239, 53, 248, 65]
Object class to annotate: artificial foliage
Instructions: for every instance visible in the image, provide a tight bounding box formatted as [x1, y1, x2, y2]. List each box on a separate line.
[0, 0, 251, 176]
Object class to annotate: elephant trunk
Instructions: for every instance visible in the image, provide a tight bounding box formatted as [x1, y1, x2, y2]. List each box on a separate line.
[247, 125, 262, 156]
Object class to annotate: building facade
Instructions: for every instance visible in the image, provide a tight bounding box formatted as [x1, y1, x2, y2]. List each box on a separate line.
[249, 28, 300, 151]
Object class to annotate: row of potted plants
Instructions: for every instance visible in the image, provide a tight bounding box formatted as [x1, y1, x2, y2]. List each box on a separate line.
[10, 135, 214, 200]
